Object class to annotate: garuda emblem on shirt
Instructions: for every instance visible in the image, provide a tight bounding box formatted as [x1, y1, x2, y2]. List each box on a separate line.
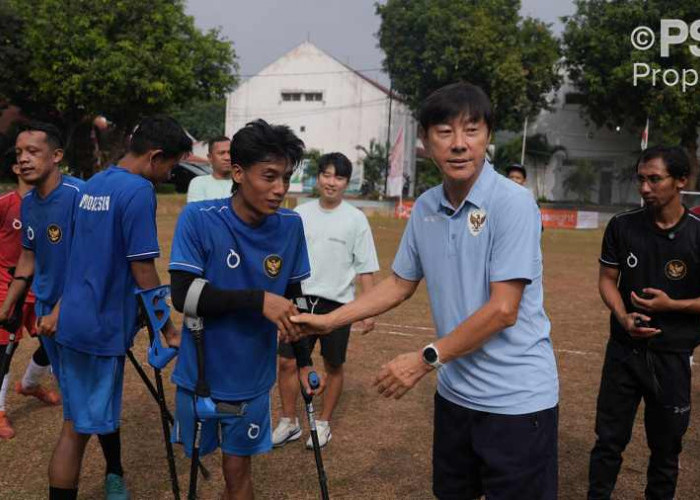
[665, 259, 686, 280]
[467, 208, 487, 236]
[47, 224, 62, 244]
[264, 254, 283, 278]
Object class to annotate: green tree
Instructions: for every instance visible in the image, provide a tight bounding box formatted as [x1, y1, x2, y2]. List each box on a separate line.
[0, 0, 237, 176]
[169, 98, 227, 142]
[563, 0, 700, 187]
[563, 159, 597, 203]
[376, 0, 561, 130]
[415, 157, 442, 197]
[493, 133, 566, 172]
[356, 140, 387, 198]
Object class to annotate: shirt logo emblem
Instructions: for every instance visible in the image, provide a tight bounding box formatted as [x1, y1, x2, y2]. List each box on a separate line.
[467, 208, 487, 236]
[27, 226, 35, 241]
[47, 224, 62, 244]
[263, 254, 283, 278]
[627, 252, 638, 268]
[12, 218, 21, 230]
[665, 259, 687, 280]
[226, 249, 241, 269]
[247, 423, 260, 440]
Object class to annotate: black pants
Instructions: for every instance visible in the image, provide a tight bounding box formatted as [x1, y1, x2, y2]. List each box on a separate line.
[433, 393, 558, 500]
[588, 338, 692, 500]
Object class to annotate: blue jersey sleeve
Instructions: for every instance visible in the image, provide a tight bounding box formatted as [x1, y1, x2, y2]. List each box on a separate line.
[489, 193, 540, 283]
[169, 207, 206, 276]
[391, 208, 423, 281]
[122, 185, 160, 261]
[289, 217, 310, 283]
[20, 197, 34, 251]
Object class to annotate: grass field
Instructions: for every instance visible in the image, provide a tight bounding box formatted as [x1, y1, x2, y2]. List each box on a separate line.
[0, 194, 698, 499]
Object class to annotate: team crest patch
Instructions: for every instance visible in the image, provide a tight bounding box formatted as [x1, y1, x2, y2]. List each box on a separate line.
[263, 255, 283, 278]
[47, 224, 62, 244]
[467, 208, 487, 236]
[665, 260, 687, 280]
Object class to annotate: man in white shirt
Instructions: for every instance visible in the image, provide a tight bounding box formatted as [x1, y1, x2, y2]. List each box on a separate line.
[186, 136, 232, 202]
[273, 152, 379, 449]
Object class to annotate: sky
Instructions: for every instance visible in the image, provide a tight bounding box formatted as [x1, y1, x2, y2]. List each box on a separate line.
[185, 0, 576, 87]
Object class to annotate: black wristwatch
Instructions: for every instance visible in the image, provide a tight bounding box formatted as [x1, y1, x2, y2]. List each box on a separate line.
[421, 343, 443, 369]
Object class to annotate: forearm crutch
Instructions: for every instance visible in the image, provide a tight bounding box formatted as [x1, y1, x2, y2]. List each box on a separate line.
[135, 286, 182, 499]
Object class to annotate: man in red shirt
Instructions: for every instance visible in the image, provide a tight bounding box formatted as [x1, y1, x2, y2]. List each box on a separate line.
[0, 155, 60, 440]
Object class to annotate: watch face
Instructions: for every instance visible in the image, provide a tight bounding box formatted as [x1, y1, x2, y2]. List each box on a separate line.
[423, 347, 438, 364]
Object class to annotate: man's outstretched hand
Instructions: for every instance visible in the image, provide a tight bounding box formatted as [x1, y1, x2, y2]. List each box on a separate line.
[264, 292, 302, 341]
[290, 312, 335, 336]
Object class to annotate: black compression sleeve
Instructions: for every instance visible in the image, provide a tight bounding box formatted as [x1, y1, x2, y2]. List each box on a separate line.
[169, 270, 264, 316]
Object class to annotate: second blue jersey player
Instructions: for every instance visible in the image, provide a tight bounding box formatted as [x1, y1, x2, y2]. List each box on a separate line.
[48, 116, 192, 500]
[169, 119, 319, 499]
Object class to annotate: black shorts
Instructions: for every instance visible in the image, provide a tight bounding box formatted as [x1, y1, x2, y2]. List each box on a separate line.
[433, 393, 558, 500]
[278, 296, 351, 367]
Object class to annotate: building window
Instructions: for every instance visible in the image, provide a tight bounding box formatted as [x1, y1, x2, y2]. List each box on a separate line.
[281, 91, 322, 102]
[300, 125, 306, 132]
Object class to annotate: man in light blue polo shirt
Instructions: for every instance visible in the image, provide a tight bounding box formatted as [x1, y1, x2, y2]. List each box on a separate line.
[292, 82, 559, 499]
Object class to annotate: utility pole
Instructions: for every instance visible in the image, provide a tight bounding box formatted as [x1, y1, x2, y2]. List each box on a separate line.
[384, 83, 393, 197]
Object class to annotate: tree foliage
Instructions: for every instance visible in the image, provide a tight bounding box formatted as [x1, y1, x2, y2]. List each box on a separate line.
[493, 133, 567, 172]
[376, 0, 561, 130]
[562, 0, 700, 186]
[0, 0, 237, 175]
[357, 139, 387, 198]
[563, 159, 597, 203]
[169, 98, 227, 142]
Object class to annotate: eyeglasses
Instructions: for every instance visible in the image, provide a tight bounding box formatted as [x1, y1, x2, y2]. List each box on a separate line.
[636, 174, 673, 186]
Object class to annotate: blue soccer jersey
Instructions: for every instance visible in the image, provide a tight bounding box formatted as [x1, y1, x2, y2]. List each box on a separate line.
[169, 198, 311, 400]
[21, 175, 84, 316]
[57, 166, 160, 356]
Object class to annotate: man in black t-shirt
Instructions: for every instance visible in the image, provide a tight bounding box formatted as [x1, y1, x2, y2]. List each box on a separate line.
[588, 145, 700, 499]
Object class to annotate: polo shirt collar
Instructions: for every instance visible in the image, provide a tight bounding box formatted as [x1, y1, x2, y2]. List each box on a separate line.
[438, 160, 496, 215]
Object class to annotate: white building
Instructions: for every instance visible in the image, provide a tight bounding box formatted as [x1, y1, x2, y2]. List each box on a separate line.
[225, 42, 417, 195]
[524, 78, 643, 205]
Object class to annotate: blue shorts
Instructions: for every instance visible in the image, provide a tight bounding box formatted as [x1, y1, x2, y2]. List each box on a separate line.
[39, 336, 61, 377]
[58, 345, 125, 434]
[173, 386, 272, 457]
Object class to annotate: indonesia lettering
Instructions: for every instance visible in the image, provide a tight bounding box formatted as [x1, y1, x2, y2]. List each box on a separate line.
[79, 194, 110, 212]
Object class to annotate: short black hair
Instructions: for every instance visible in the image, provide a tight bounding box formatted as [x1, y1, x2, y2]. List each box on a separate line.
[19, 121, 64, 150]
[208, 135, 230, 153]
[129, 115, 192, 159]
[637, 145, 689, 179]
[231, 119, 304, 169]
[318, 152, 352, 180]
[418, 82, 494, 134]
[506, 163, 527, 179]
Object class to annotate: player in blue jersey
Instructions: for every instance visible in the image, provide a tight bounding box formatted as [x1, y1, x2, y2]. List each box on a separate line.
[168, 119, 319, 499]
[0, 122, 130, 498]
[47, 116, 191, 500]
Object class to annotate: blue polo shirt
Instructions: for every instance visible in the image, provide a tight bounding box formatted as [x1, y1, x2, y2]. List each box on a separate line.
[21, 176, 84, 316]
[169, 199, 311, 400]
[392, 162, 558, 415]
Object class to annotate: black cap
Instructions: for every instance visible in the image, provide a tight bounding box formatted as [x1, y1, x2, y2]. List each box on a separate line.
[505, 163, 527, 178]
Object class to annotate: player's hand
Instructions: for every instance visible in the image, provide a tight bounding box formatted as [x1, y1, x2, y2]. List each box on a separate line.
[263, 292, 301, 341]
[162, 321, 181, 349]
[289, 312, 334, 336]
[631, 288, 673, 313]
[620, 312, 661, 338]
[373, 351, 433, 399]
[299, 366, 325, 397]
[355, 317, 375, 335]
[37, 311, 59, 337]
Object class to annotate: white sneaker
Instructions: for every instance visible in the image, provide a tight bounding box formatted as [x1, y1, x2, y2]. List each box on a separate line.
[306, 420, 331, 449]
[272, 417, 301, 447]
